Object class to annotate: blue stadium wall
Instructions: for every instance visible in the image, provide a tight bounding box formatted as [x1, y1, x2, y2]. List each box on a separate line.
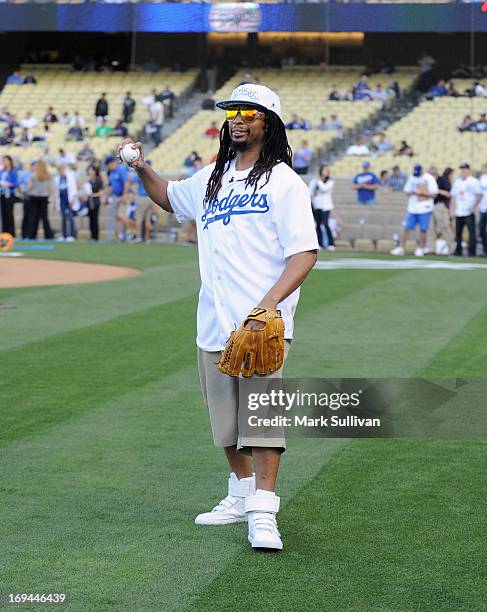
[1, 3, 487, 33]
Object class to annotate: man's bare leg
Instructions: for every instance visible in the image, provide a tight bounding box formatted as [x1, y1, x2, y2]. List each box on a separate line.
[224, 446, 253, 479]
[252, 448, 281, 491]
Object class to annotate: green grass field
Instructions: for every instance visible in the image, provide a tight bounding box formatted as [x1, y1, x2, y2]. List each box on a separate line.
[1, 245, 486, 612]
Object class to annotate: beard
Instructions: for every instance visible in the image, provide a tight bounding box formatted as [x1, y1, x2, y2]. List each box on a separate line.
[230, 138, 249, 152]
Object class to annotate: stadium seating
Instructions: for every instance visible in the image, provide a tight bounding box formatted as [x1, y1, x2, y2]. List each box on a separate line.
[0, 64, 198, 166]
[150, 66, 417, 175]
[332, 82, 487, 178]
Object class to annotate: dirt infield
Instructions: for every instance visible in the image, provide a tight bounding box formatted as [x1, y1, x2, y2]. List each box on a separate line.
[0, 257, 142, 288]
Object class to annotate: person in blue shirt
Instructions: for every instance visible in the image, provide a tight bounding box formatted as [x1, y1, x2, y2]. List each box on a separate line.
[353, 161, 380, 206]
[6, 71, 23, 85]
[0, 155, 19, 236]
[105, 155, 129, 241]
[293, 140, 313, 175]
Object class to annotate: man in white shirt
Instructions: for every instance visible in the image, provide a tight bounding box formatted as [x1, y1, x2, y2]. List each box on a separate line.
[346, 137, 370, 156]
[479, 163, 487, 256]
[118, 84, 318, 551]
[149, 96, 164, 146]
[451, 163, 482, 257]
[391, 164, 438, 257]
[20, 111, 37, 130]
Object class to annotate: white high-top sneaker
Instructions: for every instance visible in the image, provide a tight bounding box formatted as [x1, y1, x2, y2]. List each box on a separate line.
[195, 473, 255, 525]
[245, 489, 282, 551]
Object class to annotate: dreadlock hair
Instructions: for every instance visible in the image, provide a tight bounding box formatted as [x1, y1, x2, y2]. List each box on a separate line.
[204, 110, 293, 204]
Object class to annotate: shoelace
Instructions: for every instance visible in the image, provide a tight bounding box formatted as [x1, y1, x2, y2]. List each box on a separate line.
[253, 512, 280, 536]
[212, 495, 238, 513]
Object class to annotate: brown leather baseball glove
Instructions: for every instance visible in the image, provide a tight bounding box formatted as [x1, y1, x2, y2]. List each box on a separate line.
[218, 307, 285, 378]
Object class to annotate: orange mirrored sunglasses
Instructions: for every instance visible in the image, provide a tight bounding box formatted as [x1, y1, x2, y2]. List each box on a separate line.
[225, 108, 263, 123]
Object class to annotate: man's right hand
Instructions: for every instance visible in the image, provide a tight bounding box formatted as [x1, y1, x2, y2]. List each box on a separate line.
[117, 138, 145, 171]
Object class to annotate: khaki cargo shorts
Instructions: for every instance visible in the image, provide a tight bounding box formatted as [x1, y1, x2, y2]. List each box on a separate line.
[197, 341, 291, 455]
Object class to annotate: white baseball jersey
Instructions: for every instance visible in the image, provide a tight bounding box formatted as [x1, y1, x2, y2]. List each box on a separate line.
[403, 173, 438, 214]
[479, 174, 487, 213]
[167, 159, 319, 352]
[451, 176, 482, 217]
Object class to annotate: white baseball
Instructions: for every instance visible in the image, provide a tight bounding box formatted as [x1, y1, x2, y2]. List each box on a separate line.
[120, 143, 140, 165]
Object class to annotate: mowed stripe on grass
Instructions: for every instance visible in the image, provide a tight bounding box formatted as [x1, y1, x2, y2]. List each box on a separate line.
[1, 246, 487, 610]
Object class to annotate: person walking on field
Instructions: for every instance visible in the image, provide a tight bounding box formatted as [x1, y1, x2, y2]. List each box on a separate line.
[118, 84, 318, 551]
[28, 159, 54, 240]
[309, 164, 336, 250]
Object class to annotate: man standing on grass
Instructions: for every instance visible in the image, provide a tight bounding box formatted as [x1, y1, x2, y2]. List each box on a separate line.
[451, 163, 482, 257]
[118, 84, 318, 551]
[391, 164, 438, 257]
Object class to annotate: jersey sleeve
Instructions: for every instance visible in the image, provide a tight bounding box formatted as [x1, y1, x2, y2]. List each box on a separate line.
[272, 177, 319, 259]
[167, 170, 207, 223]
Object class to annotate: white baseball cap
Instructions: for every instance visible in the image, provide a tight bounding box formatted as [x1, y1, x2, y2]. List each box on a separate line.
[216, 84, 282, 119]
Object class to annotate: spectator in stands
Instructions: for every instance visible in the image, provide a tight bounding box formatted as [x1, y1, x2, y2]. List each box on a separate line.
[458, 114, 475, 132]
[67, 121, 84, 142]
[149, 95, 164, 146]
[44, 107, 58, 123]
[77, 142, 95, 163]
[448, 81, 461, 97]
[187, 156, 203, 178]
[375, 133, 393, 153]
[95, 93, 109, 123]
[475, 113, 487, 132]
[27, 160, 53, 240]
[183, 151, 199, 170]
[0, 127, 14, 146]
[95, 119, 113, 138]
[6, 71, 23, 85]
[54, 164, 78, 242]
[474, 82, 487, 98]
[427, 79, 448, 98]
[122, 91, 136, 124]
[293, 140, 313, 175]
[0, 155, 18, 236]
[346, 137, 370, 156]
[111, 120, 128, 138]
[69, 112, 85, 130]
[355, 88, 373, 101]
[479, 163, 487, 256]
[23, 74, 37, 85]
[105, 155, 129, 242]
[83, 165, 104, 242]
[418, 51, 436, 92]
[355, 74, 370, 94]
[428, 166, 453, 255]
[204, 121, 220, 139]
[160, 84, 176, 118]
[316, 117, 327, 131]
[56, 148, 76, 167]
[344, 89, 355, 102]
[300, 117, 312, 130]
[285, 114, 303, 130]
[369, 144, 380, 158]
[395, 140, 414, 157]
[59, 112, 71, 125]
[15, 127, 33, 147]
[309, 164, 335, 251]
[324, 114, 344, 137]
[451, 163, 481, 257]
[328, 85, 340, 101]
[372, 84, 389, 103]
[353, 161, 380, 206]
[391, 164, 438, 257]
[380, 170, 390, 186]
[20, 112, 37, 130]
